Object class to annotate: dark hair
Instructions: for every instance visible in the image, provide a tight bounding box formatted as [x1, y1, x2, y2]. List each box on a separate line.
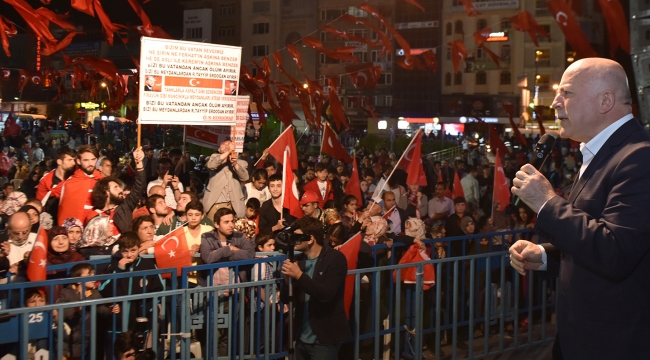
[24, 288, 45, 305]
[113, 331, 136, 360]
[293, 216, 324, 246]
[77, 144, 99, 158]
[2, 183, 13, 191]
[343, 194, 358, 207]
[56, 146, 76, 161]
[361, 168, 374, 179]
[328, 223, 348, 246]
[246, 197, 261, 211]
[254, 232, 274, 251]
[181, 191, 198, 203]
[453, 196, 466, 205]
[339, 168, 351, 178]
[264, 162, 275, 170]
[268, 174, 282, 183]
[146, 194, 165, 213]
[251, 168, 268, 181]
[91, 177, 119, 209]
[69, 263, 95, 278]
[214, 207, 235, 224]
[157, 157, 172, 168]
[185, 200, 204, 214]
[435, 182, 445, 188]
[118, 231, 141, 250]
[169, 148, 182, 158]
[131, 215, 154, 232]
[314, 162, 328, 173]
[327, 166, 338, 175]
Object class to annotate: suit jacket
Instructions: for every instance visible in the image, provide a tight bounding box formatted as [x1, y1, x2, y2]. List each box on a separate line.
[280, 246, 352, 345]
[535, 119, 650, 359]
[303, 179, 334, 209]
[202, 152, 249, 218]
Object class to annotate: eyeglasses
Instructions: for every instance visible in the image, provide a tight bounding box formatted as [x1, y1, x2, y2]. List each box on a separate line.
[11, 230, 30, 236]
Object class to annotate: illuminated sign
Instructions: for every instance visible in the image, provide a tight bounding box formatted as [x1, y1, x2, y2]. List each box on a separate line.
[396, 48, 436, 56]
[395, 21, 438, 30]
[486, 32, 509, 42]
[79, 102, 101, 110]
[459, 116, 499, 123]
[404, 117, 434, 123]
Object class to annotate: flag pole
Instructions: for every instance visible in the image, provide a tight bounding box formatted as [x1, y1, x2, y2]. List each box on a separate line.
[371, 128, 423, 202]
[280, 150, 288, 221]
[320, 123, 326, 156]
[254, 125, 293, 166]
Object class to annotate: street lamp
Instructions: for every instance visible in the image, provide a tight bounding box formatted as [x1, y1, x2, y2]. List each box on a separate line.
[100, 81, 110, 100]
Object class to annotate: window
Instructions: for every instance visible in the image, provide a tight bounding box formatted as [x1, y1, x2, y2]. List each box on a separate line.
[446, 47, 451, 60]
[371, 50, 391, 62]
[320, 53, 339, 64]
[252, 1, 270, 13]
[371, 22, 388, 41]
[219, 4, 235, 15]
[501, 45, 511, 62]
[253, 23, 269, 34]
[348, 29, 367, 38]
[186, 27, 203, 39]
[348, 7, 367, 17]
[445, 23, 452, 36]
[535, 49, 551, 67]
[454, 20, 464, 34]
[445, 72, 452, 86]
[218, 26, 234, 37]
[476, 71, 487, 85]
[352, 51, 367, 62]
[536, 74, 550, 91]
[501, 19, 511, 30]
[321, 9, 344, 20]
[476, 47, 483, 60]
[251, 67, 258, 77]
[319, 75, 326, 86]
[378, 73, 392, 85]
[374, 95, 392, 107]
[500, 71, 511, 85]
[454, 72, 462, 85]
[252, 45, 268, 57]
[476, 19, 487, 31]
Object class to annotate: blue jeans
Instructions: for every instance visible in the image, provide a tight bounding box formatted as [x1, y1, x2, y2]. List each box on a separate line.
[295, 340, 340, 360]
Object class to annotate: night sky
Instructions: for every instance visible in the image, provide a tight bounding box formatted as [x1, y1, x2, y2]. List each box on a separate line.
[0, 0, 184, 37]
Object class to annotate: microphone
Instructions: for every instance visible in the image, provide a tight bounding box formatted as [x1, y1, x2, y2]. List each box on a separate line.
[512, 134, 556, 206]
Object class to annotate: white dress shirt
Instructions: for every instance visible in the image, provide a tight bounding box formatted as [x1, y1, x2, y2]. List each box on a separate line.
[537, 113, 634, 270]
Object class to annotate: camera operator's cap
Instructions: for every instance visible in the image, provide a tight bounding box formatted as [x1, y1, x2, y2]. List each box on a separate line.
[300, 190, 319, 205]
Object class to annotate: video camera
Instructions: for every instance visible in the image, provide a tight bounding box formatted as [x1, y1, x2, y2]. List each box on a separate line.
[274, 223, 311, 261]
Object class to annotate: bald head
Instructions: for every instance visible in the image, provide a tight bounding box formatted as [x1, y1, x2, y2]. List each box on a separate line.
[148, 185, 165, 197]
[9, 212, 31, 244]
[553, 58, 633, 143]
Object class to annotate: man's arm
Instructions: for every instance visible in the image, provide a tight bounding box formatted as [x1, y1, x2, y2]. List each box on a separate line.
[200, 235, 234, 264]
[536, 151, 650, 282]
[228, 235, 255, 260]
[205, 152, 228, 170]
[233, 159, 249, 182]
[295, 251, 348, 302]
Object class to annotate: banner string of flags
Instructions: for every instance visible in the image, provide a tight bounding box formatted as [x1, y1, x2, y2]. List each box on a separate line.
[0, 0, 630, 130]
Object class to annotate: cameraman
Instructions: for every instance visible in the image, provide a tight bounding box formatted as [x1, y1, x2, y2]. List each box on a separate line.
[280, 217, 351, 359]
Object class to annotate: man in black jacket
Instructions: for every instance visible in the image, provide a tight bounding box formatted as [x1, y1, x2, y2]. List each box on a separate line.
[281, 216, 351, 359]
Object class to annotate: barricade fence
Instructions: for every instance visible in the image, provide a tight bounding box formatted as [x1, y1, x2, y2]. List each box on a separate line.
[0, 230, 556, 359]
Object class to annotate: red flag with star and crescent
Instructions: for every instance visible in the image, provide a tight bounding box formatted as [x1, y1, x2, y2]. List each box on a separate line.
[546, 0, 596, 58]
[321, 124, 352, 163]
[399, 130, 427, 186]
[282, 150, 303, 219]
[452, 171, 465, 199]
[339, 231, 363, 319]
[27, 228, 48, 281]
[345, 156, 363, 206]
[154, 226, 192, 276]
[268, 126, 299, 170]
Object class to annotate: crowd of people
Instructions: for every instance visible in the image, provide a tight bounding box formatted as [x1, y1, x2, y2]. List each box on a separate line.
[0, 119, 585, 359]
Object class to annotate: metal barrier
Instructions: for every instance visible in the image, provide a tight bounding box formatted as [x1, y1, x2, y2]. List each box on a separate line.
[427, 145, 463, 162]
[0, 229, 556, 359]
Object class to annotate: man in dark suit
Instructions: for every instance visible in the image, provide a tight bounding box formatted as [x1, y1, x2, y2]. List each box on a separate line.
[144, 75, 155, 91]
[509, 58, 650, 359]
[281, 216, 351, 359]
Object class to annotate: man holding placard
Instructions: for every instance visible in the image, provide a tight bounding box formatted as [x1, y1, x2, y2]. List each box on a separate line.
[202, 139, 249, 221]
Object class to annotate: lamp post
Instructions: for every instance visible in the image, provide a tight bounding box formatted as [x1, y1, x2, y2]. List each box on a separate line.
[100, 82, 110, 100]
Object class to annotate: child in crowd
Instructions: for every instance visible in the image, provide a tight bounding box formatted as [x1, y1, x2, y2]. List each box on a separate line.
[245, 198, 260, 235]
[98, 232, 164, 331]
[56, 263, 117, 359]
[244, 169, 271, 204]
[251, 232, 278, 340]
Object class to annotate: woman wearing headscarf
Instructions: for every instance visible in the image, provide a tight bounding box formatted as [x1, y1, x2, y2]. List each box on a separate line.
[19, 168, 40, 199]
[62, 218, 84, 251]
[47, 226, 85, 279]
[18, 204, 40, 233]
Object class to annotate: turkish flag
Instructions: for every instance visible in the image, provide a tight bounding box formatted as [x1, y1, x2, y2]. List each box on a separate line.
[322, 124, 352, 164]
[398, 131, 427, 186]
[42, 31, 82, 56]
[448, 40, 467, 74]
[339, 232, 363, 319]
[382, 205, 397, 220]
[72, 0, 94, 16]
[420, 50, 438, 72]
[27, 228, 48, 281]
[282, 151, 303, 219]
[127, 0, 153, 35]
[489, 126, 509, 156]
[502, 104, 527, 147]
[327, 78, 348, 129]
[345, 156, 363, 206]
[186, 126, 223, 149]
[5, 0, 57, 44]
[459, 0, 480, 16]
[165, 76, 222, 88]
[339, 15, 392, 59]
[346, 64, 381, 89]
[154, 226, 192, 277]
[135, 25, 172, 39]
[93, 0, 119, 45]
[473, 27, 501, 67]
[358, 3, 412, 65]
[452, 171, 465, 199]
[268, 126, 298, 170]
[546, 0, 596, 58]
[509, 11, 550, 47]
[34, 7, 76, 31]
[404, 0, 425, 11]
[321, 26, 381, 47]
[309, 80, 325, 127]
[598, 0, 630, 56]
[302, 36, 360, 63]
[276, 84, 300, 127]
[286, 43, 304, 71]
[4, 113, 20, 137]
[493, 149, 511, 211]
